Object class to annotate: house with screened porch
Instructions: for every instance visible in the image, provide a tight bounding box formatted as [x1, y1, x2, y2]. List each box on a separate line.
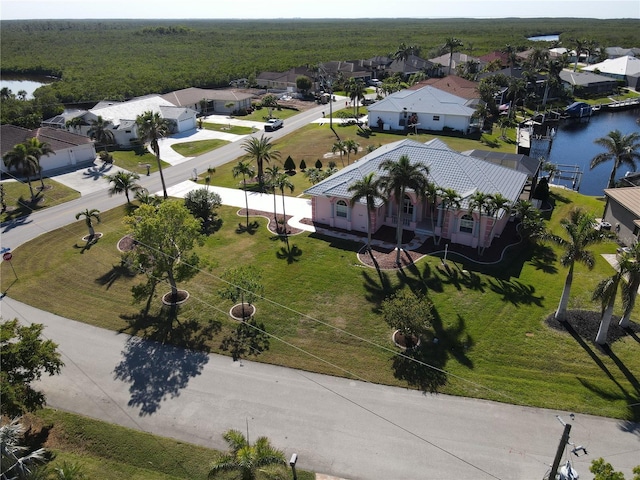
[304, 138, 528, 250]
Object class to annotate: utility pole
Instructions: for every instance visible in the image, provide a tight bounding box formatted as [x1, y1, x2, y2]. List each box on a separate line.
[548, 422, 571, 480]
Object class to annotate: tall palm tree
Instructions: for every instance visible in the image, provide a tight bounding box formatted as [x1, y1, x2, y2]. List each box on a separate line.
[3, 142, 39, 201]
[344, 139, 360, 165]
[75, 208, 101, 238]
[87, 115, 115, 155]
[589, 130, 640, 190]
[345, 78, 366, 116]
[242, 134, 280, 190]
[332, 140, 347, 167]
[548, 208, 603, 321]
[378, 154, 430, 265]
[348, 172, 383, 252]
[483, 193, 511, 255]
[24, 137, 54, 190]
[437, 187, 461, 245]
[272, 171, 295, 235]
[264, 165, 282, 226]
[506, 77, 526, 119]
[619, 242, 640, 328]
[103, 171, 142, 204]
[571, 38, 586, 72]
[593, 255, 631, 345]
[444, 37, 464, 75]
[469, 191, 492, 254]
[232, 160, 256, 229]
[208, 429, 285, 480]
[136, 110, 170, 199]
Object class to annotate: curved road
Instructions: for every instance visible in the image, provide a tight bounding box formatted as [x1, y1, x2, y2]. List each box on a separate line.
[1, 102, 639, 479]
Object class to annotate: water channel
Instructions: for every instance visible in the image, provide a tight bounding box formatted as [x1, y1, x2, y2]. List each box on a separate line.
[546, 108, 640, 196]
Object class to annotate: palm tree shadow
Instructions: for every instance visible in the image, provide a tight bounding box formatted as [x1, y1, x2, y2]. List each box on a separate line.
[235, 221, 260, 235]
[73, 236, 100, 254]
[487, 278, 543, 306]
[95, 262, 136, 290]
[276, 239, 303, 263]
[362, 268, 398, 307]
[399, 257, 444, 295]
[529, 244, 558, 274]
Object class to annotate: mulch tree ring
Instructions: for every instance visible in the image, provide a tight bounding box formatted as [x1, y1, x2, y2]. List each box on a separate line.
[358, 246, 424, 270]
[230, 303, 256, 321]
[117, 234, 137, 252]
[81, 232, 103, 242]
[162, 289, 190, 306]
[392, 329, 421, 350]
[237, 208, 304, 236]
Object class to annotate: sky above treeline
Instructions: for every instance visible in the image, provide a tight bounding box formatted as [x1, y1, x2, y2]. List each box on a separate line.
[1, 0, 638, 20]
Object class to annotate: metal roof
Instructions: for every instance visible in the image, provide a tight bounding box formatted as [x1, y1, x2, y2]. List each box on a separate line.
[367, 86, 475, 116]
[605, 187, 640, 218]
[304, 138, 528, 209]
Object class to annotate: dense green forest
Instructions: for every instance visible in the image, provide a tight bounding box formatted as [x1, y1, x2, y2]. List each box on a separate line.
[1, 18, 638, 114]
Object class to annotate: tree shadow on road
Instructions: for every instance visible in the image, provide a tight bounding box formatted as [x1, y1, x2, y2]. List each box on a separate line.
[115, 307, 220, 416]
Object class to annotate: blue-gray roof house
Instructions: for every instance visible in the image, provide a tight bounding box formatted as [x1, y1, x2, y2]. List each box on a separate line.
[304, 138, 528, 250]
[367, 86, 479, 134]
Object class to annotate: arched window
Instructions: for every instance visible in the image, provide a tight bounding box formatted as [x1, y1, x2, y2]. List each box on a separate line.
[336, 200, 348, 218]
[459, 214, 474, 234]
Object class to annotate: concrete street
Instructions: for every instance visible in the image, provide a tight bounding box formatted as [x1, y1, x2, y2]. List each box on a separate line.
[1, 99, 639, 479]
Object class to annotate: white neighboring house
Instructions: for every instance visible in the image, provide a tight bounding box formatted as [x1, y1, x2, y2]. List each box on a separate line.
[1, 125, 96, 175]
[367, 86, 477, 134]
[304, 138, 528, 250]
[582, 55, 640, 89]
[81, 94, 197, 147]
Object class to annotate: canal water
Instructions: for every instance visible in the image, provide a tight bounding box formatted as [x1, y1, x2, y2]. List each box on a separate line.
[546, 108, 640, 197]
[0, 76, 55, 99]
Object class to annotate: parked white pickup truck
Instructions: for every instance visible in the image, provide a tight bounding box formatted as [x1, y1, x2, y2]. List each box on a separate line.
[264, 118, 283, 131]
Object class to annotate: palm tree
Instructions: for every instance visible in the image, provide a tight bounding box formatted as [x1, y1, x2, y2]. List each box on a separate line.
[424, 182, 440, 242]
[103, 171, 142, 204]
[589, 130, 640, 190]
[242, 134, 281, 190]
[75, 208, 101, 238]
[345, 78, 366, 116]
[548, 208, 603, 321]
[0, 419, 47, 479]
[571, 38, 586, 72]
[469, 191, 492, 254]
[135, 188, 162, 207]
[593, 258, 630, 345]
[208, 429, 285, 480]
[232, 160, 256, 228]
[332, 140, 347, 167]
[483, 193, 511, 255]
[136, 110, 170, 199]
[378, 154, 430, 265]
[444, 37, 464, 75]
[437, 187, 461, 245]
[265, 165, 282, 226]
[344, 139, 360, 165]
[348, 172, 383, 252]
[87, 115, 115, 155]
[24, 137, 54, 190]
[506, 77, 526, 119]
[272, 171, 295, 235]
[3, 142, 40, 201]
[619, 242, 640, 328]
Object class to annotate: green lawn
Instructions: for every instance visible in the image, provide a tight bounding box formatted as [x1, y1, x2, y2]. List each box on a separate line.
[201, 123, 255, 135]
[111, 149, 171, 177]
[3, 188, 639, 421]
[172, 139, 230, 157]
[30, 409, 314, 480]
[1, 178, 80, 223]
